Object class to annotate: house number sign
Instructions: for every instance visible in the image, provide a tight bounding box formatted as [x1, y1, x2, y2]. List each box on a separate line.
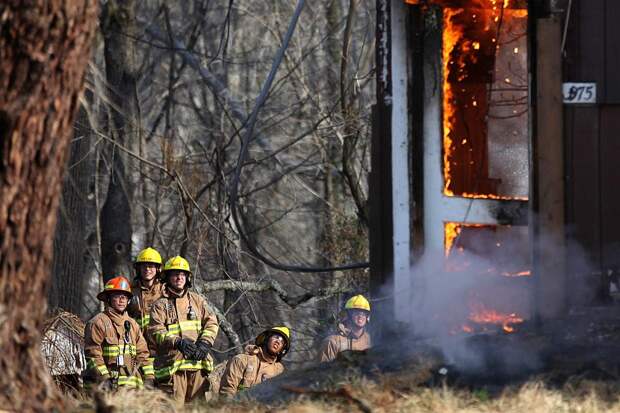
[563, 82, 596, 104]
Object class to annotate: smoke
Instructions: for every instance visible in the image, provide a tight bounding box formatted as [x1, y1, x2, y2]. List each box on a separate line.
[377, 247, 533, 375]
[382, 226, 598, 378]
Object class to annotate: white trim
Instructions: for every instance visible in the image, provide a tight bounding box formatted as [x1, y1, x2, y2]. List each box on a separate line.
[390, 0, 411, 321]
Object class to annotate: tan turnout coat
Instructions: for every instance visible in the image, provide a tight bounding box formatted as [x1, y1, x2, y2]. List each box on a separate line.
[128, 278, 165, 333]
[84, 309, 152, 387]
[219, 345, 284, 396]
[317, 323, 372, 362]
[148, 288, 219, 382]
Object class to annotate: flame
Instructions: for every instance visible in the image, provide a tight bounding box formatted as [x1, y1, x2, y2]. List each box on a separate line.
[442, 7, 464, 199]
[444, 222, 529, 334]
[444, 222, 461, 256]
[444, 222, 489, 256]
[441, 2, 528, 199]
[401, 0, 528, 200]
[500, 270, 531, 277]
[467, 301, 524, 333]
[410, 1, 530, 336]
[403, 0, 526, 6]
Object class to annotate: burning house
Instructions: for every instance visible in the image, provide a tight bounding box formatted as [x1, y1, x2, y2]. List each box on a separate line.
[370, 0, 620, 336]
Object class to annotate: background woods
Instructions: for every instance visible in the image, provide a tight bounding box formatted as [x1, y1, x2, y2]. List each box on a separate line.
[48, 0, 375, 366]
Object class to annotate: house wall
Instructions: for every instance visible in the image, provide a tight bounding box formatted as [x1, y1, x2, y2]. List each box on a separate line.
[564, 0, 620, 295]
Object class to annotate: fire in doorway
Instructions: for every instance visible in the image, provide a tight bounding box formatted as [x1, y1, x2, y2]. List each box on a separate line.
[404, 0, 531, 334]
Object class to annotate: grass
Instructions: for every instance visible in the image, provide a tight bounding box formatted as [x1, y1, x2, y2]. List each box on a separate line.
[69, 377, 620, 413]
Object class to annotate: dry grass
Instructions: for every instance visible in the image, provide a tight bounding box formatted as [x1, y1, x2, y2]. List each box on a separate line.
[68, 378, 620, 413]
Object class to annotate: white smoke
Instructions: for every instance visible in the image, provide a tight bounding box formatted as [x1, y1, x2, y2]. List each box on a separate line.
[387, 246, 535, 374]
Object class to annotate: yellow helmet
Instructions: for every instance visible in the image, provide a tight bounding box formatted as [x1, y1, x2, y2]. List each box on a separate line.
[255, 326, 291, 360]
[163, 256, 191, 273]
[134, 247, 163, 266]
[163, 256, 192, 287]
[344, 295, 371, 312]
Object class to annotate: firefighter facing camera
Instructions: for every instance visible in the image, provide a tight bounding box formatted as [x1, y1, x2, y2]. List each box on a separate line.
[219, 326, 290, 396]
[148, 256, 219, 404]
[133, 247, 162, 283]
[317, 294, 372, 362]
[127, 247, 165, 378]
[83, 276, 154, 391]
[128, 248, 165, 332]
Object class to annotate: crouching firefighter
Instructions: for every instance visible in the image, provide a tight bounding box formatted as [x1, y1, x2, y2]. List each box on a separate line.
[317, 294, 372, 362]
[128, 247, 165, 374]
[219, 326, 290, 397]
[84, 276, 154, 391]
[148, 256, 219, 403]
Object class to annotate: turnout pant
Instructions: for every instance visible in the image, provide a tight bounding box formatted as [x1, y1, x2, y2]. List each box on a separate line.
[159, 370, 209, 403]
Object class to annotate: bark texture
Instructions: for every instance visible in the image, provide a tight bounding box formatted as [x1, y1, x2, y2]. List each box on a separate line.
[0, 1, 97, 411]
[49, 107, 93, 315]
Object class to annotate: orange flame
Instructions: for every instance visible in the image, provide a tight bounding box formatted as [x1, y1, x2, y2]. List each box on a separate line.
[500, 270, 531, 277]
[400, 1, 529, 199]
[444, 222, 489, 257]
[444, 222, 529, 334]
[404, 0, 524, 6]
[444, 222, 461, 256]
[467, 301, 524, 333]
[440, 2, 528, 199]
[412, 1, 530, 336]
[442, 7, 464, 198]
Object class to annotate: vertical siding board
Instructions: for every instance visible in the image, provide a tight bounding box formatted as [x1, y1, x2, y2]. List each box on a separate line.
[599, 106, 620, 269]
[567, 106, 601, 271]
[604, 1, 620, 102]
[576, 0, 606, 100]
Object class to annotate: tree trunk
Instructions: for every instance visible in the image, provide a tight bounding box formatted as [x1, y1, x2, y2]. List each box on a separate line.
[0, 1, 97, 411]
[100, 0, 139, 280]
[49, 107, 93, 316]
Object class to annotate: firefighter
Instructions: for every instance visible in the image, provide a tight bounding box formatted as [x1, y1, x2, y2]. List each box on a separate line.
[84, 276, 154, 391]
[148, 256, 219, 403]
[127, 247, 165, 376]
[317, 294, 372, 362]
[128, 247, 164, 331]
[219, 326, 290, 397]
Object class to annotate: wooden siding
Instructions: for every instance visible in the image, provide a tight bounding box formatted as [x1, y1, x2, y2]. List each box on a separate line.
[565, 0, 620, 287]
[565, 0, 620, 103]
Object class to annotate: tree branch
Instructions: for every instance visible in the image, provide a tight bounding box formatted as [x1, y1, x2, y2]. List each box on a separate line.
[201, 279, 352, 309]
[200, 295, 243, 355]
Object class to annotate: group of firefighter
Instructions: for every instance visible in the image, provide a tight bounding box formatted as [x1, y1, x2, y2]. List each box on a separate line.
[84, 247, 372, 404]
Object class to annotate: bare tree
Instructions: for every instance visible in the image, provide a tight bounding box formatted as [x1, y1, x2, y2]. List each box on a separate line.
[100, 0, 140, 280]
[64, 0, 375, 365]
[49, 106, 94, 316]
[0, 1, 97, 410]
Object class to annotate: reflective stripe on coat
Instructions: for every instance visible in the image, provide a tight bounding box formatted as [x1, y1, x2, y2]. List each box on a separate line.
[148, 289, 219, 380]
[317, 322, 371, 362]
[84, 309, 152, 387]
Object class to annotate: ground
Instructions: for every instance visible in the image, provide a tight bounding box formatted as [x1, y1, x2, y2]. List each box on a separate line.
[62, 303, 620, 412]
[68, 323, 620, 412]
[71, 375, 620, 413]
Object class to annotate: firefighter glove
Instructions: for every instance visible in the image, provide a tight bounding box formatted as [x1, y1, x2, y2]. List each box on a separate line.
[193, 340, 212, 360]
[176, 338, 198, 359]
